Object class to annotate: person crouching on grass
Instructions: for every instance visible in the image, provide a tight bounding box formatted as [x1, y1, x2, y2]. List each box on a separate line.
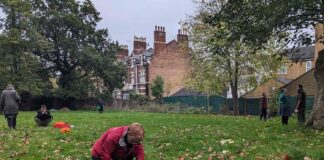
[91, 123, 145, 160]
[34, 105, 53, 127]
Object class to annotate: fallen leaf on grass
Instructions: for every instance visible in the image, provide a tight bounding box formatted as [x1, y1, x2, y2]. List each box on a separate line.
[178, 156, 185, 160]
[220, 139, 234, 145]
[222, 150, 229, 155]
[281, 153, 290, 160]
[9, 151, 27, 158]
[53, 149, 60, 153]
[24, 133, 29, 145]
[60, 139, 70, 143]
[239, 152, 246, 157]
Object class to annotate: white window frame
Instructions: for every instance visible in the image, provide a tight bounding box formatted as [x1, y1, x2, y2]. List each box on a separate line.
[306, 61, 312, 72]
[123, 93, 130, 100]
[139, 70, 146, 83]
[130, 72, 135, 84]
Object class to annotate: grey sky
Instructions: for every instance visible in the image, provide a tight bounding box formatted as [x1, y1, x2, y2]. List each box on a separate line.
[91, 0, 196, 50]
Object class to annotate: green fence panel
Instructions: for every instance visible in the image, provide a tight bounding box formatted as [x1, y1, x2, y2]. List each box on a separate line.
[209, 96, 226, 113]
[287, 96, 314, 112]
[238, 98, 245, 114]
[306, 96, 315, 110]
[245, 98, 260, 115]
[223, 98, 245, 114]
[163, 96, 208, 108]
[163, 95, 315, 115]
[287, 96, 297, 114]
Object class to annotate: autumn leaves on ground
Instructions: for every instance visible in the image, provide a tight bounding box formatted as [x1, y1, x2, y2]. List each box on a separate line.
[0, 111, 323, 160]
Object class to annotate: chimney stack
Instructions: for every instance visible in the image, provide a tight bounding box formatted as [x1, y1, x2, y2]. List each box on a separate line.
[177, 28, 189, 48]
[133, 36, 147, 54]
[154, 25, 166, 52]
[117, 45, 129, 60]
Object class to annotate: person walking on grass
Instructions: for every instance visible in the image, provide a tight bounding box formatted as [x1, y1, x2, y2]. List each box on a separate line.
[259, 92, 268, 121]
[91, 123, 145, 160]
[35, 105, 53, 127]
[295, 84, 306, 125]
[0, 84, 20, 129]
[279, 88, 291, 125]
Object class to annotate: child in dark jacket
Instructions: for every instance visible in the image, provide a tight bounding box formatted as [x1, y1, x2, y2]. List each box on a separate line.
[35, 105, 53, 127]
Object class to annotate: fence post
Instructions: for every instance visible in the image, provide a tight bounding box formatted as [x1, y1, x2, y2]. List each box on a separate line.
[207, 95, 210, 114]
[245, 98, 247, 115]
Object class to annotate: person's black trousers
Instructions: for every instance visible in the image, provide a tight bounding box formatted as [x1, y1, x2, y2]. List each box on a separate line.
[281, 116, 289, 125]
[297, 111, 305, 124]
[260, 108, 267, 121]
[5, 114, 17, 129]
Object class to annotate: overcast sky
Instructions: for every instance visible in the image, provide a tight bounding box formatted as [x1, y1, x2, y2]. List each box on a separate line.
[91, 0, 196, 50]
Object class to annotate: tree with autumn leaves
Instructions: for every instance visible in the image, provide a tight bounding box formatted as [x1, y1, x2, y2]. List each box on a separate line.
[0, 0, 125, 100]
[189, 0, 324, 129]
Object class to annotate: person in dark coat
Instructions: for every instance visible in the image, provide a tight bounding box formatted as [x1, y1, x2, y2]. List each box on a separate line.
[35, 105, 53, 127]
[97, 98, 104, 113]
[259, 93, 268, 121]
[295, 84, 306, 125]
[278, 88, 291, 125]
[0, 84, 20, 129]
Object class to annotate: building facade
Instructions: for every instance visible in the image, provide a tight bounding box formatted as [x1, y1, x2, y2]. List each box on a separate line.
[115, 26, 190, 99]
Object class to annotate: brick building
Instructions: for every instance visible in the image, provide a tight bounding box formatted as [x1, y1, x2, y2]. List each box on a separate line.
[115, 26, 190, 99]
[242, 45, 316, 98]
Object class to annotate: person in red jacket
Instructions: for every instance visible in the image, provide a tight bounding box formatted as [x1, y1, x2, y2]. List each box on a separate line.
[91, 123, 145, 160]
[259, 93, 268, 121]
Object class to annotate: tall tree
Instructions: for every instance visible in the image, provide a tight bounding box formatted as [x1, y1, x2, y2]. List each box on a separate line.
[186, 2, 284, 115]
[28, 0, 125, 99]
[202, 0, 324, 128]
[0, 0, 50, 95]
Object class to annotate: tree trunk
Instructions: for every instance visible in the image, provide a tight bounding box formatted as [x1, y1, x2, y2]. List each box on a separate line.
[229, 82, 239, 115]
[305, 50, 324, 129]
[231, 86, 239, 115]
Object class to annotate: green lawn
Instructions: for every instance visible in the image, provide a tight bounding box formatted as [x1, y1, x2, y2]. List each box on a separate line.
[0, 111, 323, 160]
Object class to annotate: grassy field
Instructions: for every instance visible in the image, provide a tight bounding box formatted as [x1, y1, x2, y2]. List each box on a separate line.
[0, 111, 323, 160]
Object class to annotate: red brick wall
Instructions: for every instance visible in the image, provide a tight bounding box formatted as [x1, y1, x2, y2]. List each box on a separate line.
[149, 40, 190, 96]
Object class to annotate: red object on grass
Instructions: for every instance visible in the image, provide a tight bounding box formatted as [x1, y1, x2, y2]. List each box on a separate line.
[53, 121, 70, 128]
[60, 127, 71, 133]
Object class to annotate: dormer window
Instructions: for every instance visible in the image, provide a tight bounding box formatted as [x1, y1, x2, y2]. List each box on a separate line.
[306, 61, 312, 72]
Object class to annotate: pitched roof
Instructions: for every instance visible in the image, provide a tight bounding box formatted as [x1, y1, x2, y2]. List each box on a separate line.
[280, 68, 316, 96]
[144, 49, 154, 57]
[284, 46, 315, 61]
[171, 88, 207, 97]
[276, 77, 292, 84]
